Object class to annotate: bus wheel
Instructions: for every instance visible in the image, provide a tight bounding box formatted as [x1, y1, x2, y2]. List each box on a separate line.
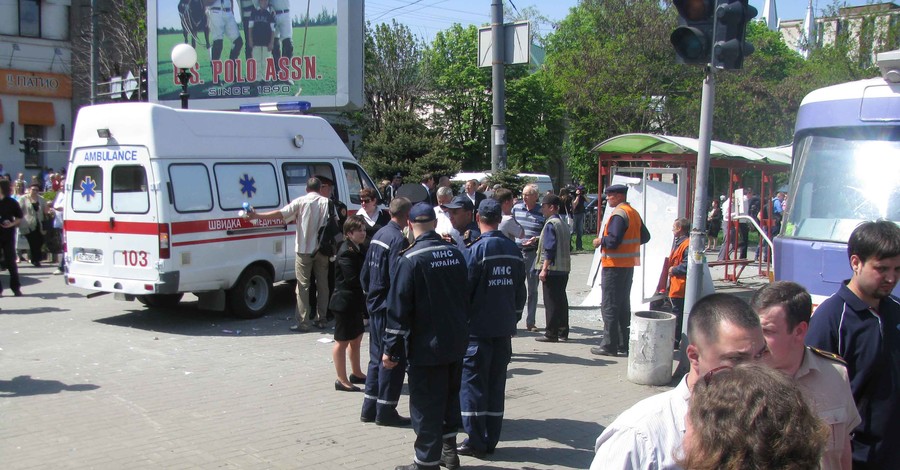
[136, 293, 184, 309]
[229, 267, 272, 319]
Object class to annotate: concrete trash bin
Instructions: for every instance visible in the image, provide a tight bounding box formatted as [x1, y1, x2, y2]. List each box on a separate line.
[627, 310, 677, 386]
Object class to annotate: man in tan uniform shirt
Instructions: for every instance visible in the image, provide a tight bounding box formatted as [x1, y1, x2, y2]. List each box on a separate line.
[752, 281, 860, 470]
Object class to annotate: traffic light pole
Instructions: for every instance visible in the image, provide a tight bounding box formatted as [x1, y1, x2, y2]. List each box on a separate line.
[677, 66, 716, 373]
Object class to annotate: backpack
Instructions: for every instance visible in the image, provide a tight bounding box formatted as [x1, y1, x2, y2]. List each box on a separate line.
[315, 200, 342, 257]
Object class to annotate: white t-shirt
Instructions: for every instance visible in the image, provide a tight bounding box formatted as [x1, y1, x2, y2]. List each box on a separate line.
[279, 191, 330, 255]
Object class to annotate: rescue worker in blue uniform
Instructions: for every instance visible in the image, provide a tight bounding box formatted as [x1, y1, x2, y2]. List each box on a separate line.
[359, 197, 412, 427]
[441, 195, 480, 252]
[806, 220, 900, 469]
[384, 202, 470, 470]
[457, 198, 526, 459]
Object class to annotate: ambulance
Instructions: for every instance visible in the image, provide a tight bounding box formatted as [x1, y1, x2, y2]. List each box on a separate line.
[63, 103, 378, 318]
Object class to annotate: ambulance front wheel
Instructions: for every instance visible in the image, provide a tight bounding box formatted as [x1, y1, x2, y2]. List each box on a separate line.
[229, 266, 273, 318]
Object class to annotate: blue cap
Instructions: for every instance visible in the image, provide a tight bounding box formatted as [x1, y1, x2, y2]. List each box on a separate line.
[409, 202, 436, 223]
[442, 195, 475, 210]
[605, 184, 628, 194]
[477, 198, 502, 218]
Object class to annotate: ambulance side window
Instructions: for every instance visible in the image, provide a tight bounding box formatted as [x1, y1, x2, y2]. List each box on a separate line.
[112, 166, 150, 214]
[71, 166, 103, 213]
[342, 162, 378, 205]
[282, 163, 337, 201]
[169, 164, 213, 213]
[214, 163, 280, 211]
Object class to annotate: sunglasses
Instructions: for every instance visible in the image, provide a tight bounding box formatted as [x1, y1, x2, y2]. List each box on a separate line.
[360, 198, 372, 203]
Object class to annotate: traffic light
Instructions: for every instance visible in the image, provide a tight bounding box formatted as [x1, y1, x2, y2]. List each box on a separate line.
[139, 67, 148, 101]
[712, 0, 758, 69]
[671, 0, 714, 65]
[18, 138, 39, 156]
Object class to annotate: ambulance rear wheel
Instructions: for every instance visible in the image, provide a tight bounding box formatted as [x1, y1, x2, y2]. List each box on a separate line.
[137, 293, 184, 309]
[229, 267, 272, 319]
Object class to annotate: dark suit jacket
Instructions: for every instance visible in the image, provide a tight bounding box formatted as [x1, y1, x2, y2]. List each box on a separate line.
[328, 240, 366, 314]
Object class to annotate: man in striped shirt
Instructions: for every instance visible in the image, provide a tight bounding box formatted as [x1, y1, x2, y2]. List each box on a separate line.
[511, 184, 545, 331]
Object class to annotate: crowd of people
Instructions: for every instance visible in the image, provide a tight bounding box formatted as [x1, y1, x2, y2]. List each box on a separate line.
[247, 172, 898, 470]
[0, 169, 67, 299]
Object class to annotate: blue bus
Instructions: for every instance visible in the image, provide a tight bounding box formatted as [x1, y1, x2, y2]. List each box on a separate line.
[775, 50, 900, 306]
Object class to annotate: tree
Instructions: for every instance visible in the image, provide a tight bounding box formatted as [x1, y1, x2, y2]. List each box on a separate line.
[359, 109, 460, 184]
[71, 0, 147, 102]
[544, 0, 691, 188]
[423, 24, 494, 170]
[504, 70, 566, 175]
[363, 20, 427, 135]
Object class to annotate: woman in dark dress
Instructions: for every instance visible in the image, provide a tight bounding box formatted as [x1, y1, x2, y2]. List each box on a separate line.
[328, 215, 368, 392]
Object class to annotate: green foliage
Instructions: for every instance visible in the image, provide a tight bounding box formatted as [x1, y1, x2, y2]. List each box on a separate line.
[363, 20, 426, 134]
[505, 70, 566, 174]
[358, 109, 460, 184]
[423, 24, 493, 170]
[486, 169, 529, 196]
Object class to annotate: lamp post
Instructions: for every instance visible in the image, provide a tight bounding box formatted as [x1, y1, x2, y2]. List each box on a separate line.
[171, 44, 197, 109]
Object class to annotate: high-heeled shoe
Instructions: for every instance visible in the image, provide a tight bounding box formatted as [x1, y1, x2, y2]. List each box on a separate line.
[349, 374, 366, 384]
[334, 380, 360, 392]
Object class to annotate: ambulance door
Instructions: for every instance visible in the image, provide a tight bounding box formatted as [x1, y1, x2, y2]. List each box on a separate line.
[279, 161, 339, 280]
[68, 147, 159, 283]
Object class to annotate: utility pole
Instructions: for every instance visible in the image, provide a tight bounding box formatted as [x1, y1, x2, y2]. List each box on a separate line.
[490, 0, 507, 171]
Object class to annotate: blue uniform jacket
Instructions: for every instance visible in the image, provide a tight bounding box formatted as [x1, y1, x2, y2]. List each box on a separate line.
[465, 230, 526, 338]
[806, 282, 900, 466]
[384, 231, 470, 366]
[360, 221, 409, 317]
[459, 221, 480, 252]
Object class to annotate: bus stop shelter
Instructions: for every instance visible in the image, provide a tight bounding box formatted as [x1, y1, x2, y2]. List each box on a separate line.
[591, 133, 792, 282]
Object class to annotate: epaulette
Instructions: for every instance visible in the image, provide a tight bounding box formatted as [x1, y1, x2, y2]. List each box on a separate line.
[463, 230, 471, 241]
[808, 346, 847, 366]
[465, 235, 482, 248]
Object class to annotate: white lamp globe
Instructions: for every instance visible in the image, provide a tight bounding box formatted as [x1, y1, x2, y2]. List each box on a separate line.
[171, 44, 197, 70]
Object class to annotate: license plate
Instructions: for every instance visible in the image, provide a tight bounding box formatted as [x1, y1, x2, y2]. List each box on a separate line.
[75, 250, 102, 263]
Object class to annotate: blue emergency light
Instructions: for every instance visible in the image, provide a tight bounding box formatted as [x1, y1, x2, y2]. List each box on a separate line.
[239, 100, 312, 113]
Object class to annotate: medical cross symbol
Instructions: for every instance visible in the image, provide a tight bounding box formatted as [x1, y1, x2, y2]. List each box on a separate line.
[80, 176, 97, 202]
[240, 174, 256, 198]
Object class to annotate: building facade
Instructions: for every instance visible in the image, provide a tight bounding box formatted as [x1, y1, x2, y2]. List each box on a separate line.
[0, 0, 75, 178]
[780, 2, 900, 66]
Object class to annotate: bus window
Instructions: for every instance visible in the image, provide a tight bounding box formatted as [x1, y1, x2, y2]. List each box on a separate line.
[282, 163, 336, 201]
[784, 130, 900, 242]
[112, 166, 150, 214]
[169, 164, 213, 213]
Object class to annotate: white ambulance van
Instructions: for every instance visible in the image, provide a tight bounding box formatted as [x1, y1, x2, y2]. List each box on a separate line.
[64, 103, 378, 318]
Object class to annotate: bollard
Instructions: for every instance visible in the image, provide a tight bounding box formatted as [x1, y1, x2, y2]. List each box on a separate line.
[627, 310, 677, 386]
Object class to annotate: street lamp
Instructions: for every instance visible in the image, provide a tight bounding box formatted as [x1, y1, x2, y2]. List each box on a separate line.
[171, 44, 197, 109]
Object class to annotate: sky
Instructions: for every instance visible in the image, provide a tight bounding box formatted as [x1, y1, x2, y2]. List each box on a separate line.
[367, 0, 879, 40]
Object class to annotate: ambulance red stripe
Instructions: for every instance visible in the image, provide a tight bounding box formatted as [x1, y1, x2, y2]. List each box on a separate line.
[65, 220, 159, 235]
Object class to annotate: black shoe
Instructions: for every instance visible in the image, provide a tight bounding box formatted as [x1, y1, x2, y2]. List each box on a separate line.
[456, 441, 487, 459]
[396, 464, 437, 470]
[12, 289, 22, 297]
[334, 380, 361, 392]
[32, 262, 41, 267]
[376, 413, 411, 427]
[590, 346, 617, 357]
[440, 438, 459, 469]
[289, 323, 310, 332]
[349, 374, 366, 384]
[360, 414, 375, 423]
[535, 336, 558, 343]
[314, 321, 327, 329]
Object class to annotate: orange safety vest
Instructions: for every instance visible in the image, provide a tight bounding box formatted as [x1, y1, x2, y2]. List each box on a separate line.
[668, 237, 690, 299]
[601, 202, 642, 268]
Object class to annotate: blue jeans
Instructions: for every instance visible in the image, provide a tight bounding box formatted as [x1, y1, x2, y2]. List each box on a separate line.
[572, 213, 585, 250]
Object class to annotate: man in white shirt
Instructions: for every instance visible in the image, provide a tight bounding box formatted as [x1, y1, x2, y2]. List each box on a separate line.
[434, 186, 454, 238]
[591, 293, 769, 469]
[247, 176, 334, 332]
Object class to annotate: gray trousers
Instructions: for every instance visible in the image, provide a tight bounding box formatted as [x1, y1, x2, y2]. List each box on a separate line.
[522, 249, 539, 327]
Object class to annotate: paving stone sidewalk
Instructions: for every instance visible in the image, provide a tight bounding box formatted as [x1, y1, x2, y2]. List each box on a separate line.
[0, 253, 766, 469]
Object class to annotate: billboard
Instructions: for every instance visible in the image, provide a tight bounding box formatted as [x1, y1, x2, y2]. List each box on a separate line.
[148, 0, 363, 111]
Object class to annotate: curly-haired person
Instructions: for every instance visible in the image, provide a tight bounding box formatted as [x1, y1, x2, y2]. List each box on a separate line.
[679, 363, 828, 470]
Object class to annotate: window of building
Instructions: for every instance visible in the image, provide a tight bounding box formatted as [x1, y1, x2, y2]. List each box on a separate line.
[19, 0, 41, 38]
